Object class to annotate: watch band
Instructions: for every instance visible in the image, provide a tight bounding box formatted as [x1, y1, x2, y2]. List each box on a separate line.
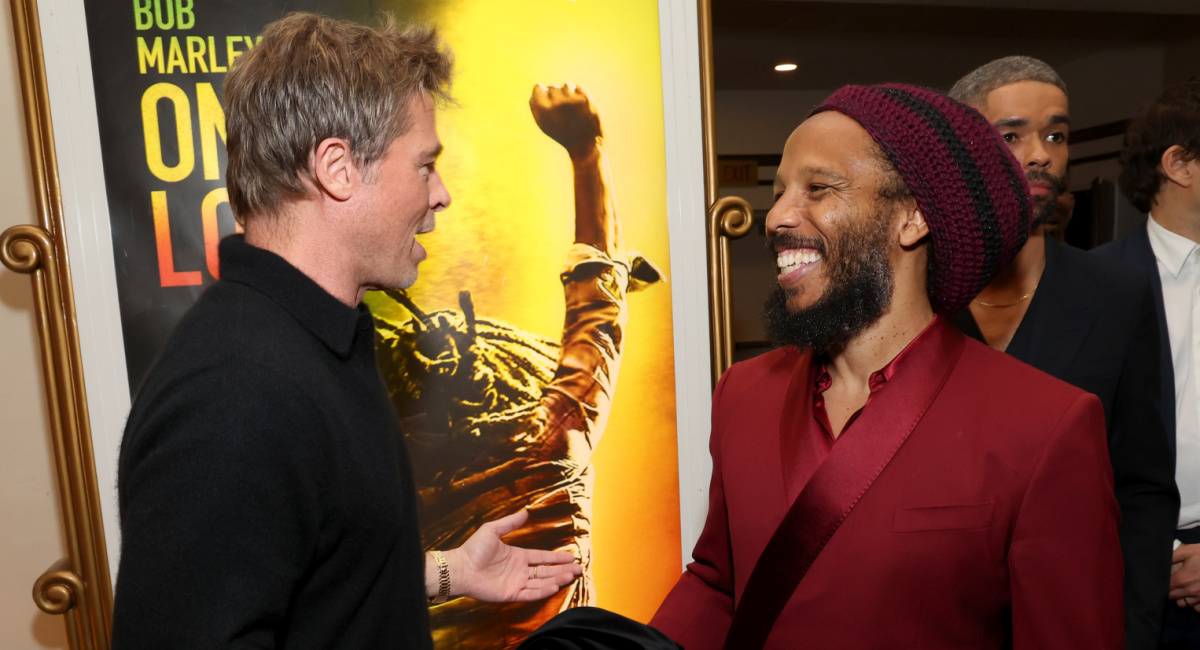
[428, 550, 451, 605]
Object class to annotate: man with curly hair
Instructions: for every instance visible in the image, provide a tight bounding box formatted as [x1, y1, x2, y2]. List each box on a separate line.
[1096, 80, 1200, 650]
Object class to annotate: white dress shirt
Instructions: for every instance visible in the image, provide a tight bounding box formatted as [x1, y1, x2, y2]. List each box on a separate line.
[1147, 215, 1200, 530]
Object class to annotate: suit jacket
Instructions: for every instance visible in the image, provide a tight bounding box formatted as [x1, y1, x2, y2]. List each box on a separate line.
[956, 235, 1179, 650]
[1093, 223, 1177, 449]
[652, 319, 1123, 649]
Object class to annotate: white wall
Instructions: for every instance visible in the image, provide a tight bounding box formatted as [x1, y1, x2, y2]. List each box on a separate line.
[0, 1, 70, 648]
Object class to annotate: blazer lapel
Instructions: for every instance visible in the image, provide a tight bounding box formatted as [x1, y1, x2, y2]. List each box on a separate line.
[725, 319, 966, 650]
[1123, 224, 1177, 450]
[1127, 224, 1171, 345]
[779, 350, 816, 504]
[1007, 237, 1102, 377]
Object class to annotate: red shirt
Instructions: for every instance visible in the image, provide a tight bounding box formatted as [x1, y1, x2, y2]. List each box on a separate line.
[794, 316, 940, 501]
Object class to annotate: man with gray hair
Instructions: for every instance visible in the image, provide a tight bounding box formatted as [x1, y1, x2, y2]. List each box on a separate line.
[950, 56, 1179, 650]
[112, 13, 580, 648]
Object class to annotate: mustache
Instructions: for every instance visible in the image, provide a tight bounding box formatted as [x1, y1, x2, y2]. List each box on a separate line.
[767, 233, 826, 255]
[1026, 169, 1067, 194]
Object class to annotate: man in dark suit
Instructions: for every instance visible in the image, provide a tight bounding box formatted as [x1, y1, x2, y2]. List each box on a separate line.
[949, 56, 1180, 650]
[1095, 80, 1200, 650]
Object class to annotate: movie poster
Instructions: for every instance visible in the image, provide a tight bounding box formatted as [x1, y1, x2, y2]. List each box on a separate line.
[81, 0, 681, 645]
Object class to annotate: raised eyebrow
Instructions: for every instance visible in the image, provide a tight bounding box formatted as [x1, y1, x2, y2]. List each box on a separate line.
[1048, 114, 1071, 128]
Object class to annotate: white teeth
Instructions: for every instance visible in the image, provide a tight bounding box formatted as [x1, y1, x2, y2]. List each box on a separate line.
[777, 249, 823, 274]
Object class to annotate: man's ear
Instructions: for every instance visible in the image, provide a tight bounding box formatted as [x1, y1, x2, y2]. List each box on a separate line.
[896, 202, 929, 248]
[1161, 144, 1197, 189]
[310, 137, 357, 201]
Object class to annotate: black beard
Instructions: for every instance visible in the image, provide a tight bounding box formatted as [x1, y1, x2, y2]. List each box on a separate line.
[1028, 168, 1067, 228]
[763, 209, 895, 355]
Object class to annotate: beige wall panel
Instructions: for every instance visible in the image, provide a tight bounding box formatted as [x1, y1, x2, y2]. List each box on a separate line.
[0, 0, 69, 647]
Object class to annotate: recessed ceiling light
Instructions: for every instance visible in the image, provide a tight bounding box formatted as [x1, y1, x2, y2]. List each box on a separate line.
[775, 63, 797, 72]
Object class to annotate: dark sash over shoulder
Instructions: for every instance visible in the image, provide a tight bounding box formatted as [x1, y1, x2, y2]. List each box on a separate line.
[723, 320, 965, 649]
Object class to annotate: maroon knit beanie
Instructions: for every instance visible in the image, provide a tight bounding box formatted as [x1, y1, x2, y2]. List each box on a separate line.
[812, 83, 1032, 315]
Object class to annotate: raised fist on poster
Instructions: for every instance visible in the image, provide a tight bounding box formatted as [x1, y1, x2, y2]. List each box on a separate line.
[375, 81, 663, 649]
[530, 83, 603, 159]
[530, 82, 622, 257]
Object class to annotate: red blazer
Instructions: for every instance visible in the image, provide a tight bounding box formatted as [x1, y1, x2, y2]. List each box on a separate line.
[652, 320, 1123, 649]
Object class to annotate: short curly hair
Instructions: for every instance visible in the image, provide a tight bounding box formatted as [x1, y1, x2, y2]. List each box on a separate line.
[1118, 80, 1200, 214]
[949, 56, 1067, 108]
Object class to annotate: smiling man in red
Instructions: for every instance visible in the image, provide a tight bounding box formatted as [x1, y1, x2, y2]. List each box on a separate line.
[650, 84, 1123, 649]
[950, 57, 1178, 650]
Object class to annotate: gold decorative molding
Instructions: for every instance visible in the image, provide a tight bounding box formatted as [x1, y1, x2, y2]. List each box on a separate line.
[706, 196, 753, 383]
[6, 0, 113, 648]
[32, 557, 84, 615]
[33, 558, 87, 650]
[698, 0, 752, 385]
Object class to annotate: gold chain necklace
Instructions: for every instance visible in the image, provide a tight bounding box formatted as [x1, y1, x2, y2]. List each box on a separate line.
[972, 284, 1039, 308]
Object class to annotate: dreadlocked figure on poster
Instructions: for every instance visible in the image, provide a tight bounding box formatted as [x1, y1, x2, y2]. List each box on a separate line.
[374, 83, 662, 648]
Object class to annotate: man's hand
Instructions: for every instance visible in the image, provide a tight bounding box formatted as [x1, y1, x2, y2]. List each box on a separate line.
[530, 83, 603, 159]
[437, 509, 581, 603]
[1168, 543, 1200, 611]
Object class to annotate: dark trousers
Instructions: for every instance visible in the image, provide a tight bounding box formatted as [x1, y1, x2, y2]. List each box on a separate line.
[1161, 527, 1200, 649]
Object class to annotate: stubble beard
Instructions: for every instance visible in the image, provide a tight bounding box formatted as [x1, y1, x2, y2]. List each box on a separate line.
[1028, 168, 1067, 228]
[393, 215, 436, 291]
[763, 204, 896, 355]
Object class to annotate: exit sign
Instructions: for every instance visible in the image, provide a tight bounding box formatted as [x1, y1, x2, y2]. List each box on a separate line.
[718, 159, 759, 187]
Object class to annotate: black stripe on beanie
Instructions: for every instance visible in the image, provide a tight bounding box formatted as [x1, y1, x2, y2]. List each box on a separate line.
[990, 129, 1032, 247]
[878, 87, 1003, 293]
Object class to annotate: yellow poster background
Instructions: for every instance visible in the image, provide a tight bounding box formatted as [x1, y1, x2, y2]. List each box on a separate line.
[365, 0, 682, 624]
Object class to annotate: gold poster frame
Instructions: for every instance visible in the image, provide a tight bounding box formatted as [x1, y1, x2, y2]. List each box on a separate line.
[698, 0, 752, 386]
[3, 0, 113, 648]
[4, 0, 734, 646]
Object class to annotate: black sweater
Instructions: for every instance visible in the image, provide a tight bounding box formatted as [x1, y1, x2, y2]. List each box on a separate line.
[113, 235, 432, 649]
